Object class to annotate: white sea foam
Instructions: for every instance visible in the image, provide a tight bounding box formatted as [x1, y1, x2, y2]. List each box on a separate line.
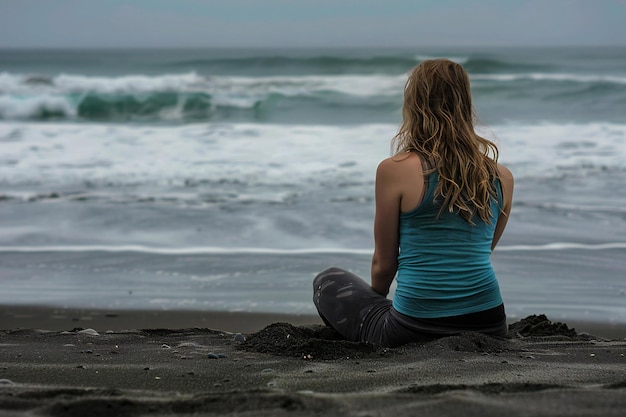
[210, 74, 405, 98]
[1, 242, 625, 255]
[473, 72, 626, 85]
[0, 122, 393, 188]
[1, 121, 624, 192]
[479, 122, 626, 178]
[0, 71, 405, 98]
[496, 242, 626, 251]
[0, 72, 209, 95]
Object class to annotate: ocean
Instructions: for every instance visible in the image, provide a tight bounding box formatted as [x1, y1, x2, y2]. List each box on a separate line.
[1, 47, 625, 324]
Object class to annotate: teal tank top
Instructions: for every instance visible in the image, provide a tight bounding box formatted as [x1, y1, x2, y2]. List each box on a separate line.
[392, 172, 504, 318]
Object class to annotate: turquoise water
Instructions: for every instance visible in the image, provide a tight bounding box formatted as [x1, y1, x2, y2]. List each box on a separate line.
[1, 47, 625, 323]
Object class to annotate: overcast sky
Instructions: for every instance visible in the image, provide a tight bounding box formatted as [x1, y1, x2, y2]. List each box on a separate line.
[1, 0, 625, 49]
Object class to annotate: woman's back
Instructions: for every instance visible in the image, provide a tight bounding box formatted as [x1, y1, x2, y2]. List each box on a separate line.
[393, 170, 504, 318]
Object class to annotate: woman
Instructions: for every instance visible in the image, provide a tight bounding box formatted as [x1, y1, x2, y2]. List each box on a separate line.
[313, 59, 514, 347]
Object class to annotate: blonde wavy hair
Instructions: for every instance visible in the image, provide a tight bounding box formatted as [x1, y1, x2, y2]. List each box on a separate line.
[392, 59, 500, 224]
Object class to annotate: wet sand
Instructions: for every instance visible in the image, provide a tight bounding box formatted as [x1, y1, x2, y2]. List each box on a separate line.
[1, 306, 625, 416]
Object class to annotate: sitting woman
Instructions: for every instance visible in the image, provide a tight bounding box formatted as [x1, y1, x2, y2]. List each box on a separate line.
[313, 59, 514, 347]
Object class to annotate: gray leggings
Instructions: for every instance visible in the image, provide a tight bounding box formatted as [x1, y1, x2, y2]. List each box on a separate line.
[313, 267, 507, 347]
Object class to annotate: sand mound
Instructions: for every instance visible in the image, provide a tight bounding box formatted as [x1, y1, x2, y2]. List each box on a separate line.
[240, 322, 378, 360]
[426, 332, 509, 352]
[508, 314, 579, 338]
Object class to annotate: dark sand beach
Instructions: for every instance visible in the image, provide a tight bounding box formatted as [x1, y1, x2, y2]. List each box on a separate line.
[1, 306, 625, 416]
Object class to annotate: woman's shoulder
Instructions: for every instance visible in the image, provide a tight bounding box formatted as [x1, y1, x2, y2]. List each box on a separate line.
[377, 152, 422, 181]
[376, 153, 426, 210]
[496, 163, 514, 181]
[378, 152, 423, 172]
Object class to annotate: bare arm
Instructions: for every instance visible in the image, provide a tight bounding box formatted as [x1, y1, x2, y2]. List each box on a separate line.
[371, 158, 402, 296]
[491, 164, 514, 251]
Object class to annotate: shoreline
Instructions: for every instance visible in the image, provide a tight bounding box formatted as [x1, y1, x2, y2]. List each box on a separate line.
[1, 304, 625, 340]
[0, 304, 324, 334]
